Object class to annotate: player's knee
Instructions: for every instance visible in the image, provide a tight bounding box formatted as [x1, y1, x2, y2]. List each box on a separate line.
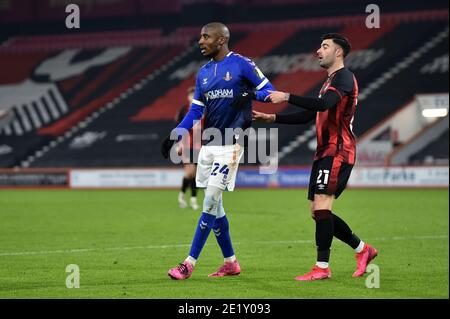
[313, 194, 333, 210]
[203, 186, 222, 216]
[313, 209, 332, 221]
[203, 195, 219, 215]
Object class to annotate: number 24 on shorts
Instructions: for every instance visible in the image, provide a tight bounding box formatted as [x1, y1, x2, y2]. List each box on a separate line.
[211, 163, 230, 177]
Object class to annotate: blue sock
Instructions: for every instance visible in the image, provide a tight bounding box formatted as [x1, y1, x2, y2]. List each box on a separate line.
[213, 215, 235, 258]
[189, 212, 216, 259]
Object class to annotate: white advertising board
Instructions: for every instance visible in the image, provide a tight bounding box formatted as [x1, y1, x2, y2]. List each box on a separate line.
[349, 166, 449, 187]
[69, 166, 448, 188]
[70, 169, 184, 188]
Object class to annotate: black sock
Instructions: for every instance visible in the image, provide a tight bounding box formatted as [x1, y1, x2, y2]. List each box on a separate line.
[181, 177, 190, 193]
[190, 177, 197, 197]
[314, 210, 334, 263]
[332, 213, 361, 249]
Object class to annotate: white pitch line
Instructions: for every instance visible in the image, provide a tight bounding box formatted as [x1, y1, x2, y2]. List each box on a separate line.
[0, 235, 447, 257]
[258, 234, 449, 245]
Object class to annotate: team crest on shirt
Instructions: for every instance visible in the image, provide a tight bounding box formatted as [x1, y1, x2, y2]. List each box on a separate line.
[223, 71, 232, 81]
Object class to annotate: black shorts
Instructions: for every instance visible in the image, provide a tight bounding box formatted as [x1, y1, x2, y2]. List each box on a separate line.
[308, 156, 353, 201]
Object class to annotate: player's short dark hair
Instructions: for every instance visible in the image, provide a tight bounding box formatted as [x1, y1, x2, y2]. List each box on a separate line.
[321, 33, 351, 57]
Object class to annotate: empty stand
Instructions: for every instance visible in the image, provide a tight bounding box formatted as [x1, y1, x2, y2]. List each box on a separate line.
[0, 9, 448, 168]
[410, 128, 449, 164]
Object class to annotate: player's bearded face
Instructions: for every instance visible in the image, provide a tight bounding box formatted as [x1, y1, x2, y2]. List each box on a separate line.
[317, 40, 337, 69]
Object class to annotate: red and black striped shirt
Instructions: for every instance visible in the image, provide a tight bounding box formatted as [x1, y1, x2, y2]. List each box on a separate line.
[315, 68, 358, 164]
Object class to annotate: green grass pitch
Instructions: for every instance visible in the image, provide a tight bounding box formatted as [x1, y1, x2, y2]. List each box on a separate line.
[0, 188, 448, 298]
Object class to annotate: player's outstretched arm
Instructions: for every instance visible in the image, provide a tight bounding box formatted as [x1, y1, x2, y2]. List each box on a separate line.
[266, 90, 340, 112]
[252, 110, 316, 125]
[252, 110, 275, 123]
[264, 90, 288, 103]
[273, 110, 316, 124]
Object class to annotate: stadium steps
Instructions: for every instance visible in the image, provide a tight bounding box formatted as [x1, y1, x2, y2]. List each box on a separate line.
[409, 128, 449, 165]
[388, 116, 449, 165]
[0, 27, 198, 168]
[358, 27, 449, 102]
[35, 46, 185, 137]
[0, 44, 187, 167]
[24, 43, 201, 168]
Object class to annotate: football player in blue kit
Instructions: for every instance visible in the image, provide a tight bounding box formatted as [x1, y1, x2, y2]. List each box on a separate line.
[161, 22, 275, 280]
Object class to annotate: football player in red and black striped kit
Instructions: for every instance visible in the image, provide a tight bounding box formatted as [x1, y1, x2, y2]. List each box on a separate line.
[253, 33, 378, 281]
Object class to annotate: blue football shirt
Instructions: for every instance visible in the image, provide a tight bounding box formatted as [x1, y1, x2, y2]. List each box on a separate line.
[176, 51, 274, 145]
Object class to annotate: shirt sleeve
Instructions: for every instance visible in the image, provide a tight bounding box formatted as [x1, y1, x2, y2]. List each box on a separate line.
[191, 72, 206, 108]
[174, 73, 205, 138]
[275, 110, 317, 124]
[240, 57, 274, 102]
[287, 90, 341, 112]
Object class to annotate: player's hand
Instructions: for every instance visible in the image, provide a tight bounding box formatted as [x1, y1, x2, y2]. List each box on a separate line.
[252, 110, 276, 123]
[230, 90, 255, 110]
[265, 90, 289, 104]
[161, 134, 176, 159]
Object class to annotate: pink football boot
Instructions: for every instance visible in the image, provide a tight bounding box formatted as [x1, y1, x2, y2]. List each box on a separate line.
[352, 243, 378, 277]
[295, 265, 331, 281]
[168, 261, 194, 280]
[208, 260, 241, 277]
